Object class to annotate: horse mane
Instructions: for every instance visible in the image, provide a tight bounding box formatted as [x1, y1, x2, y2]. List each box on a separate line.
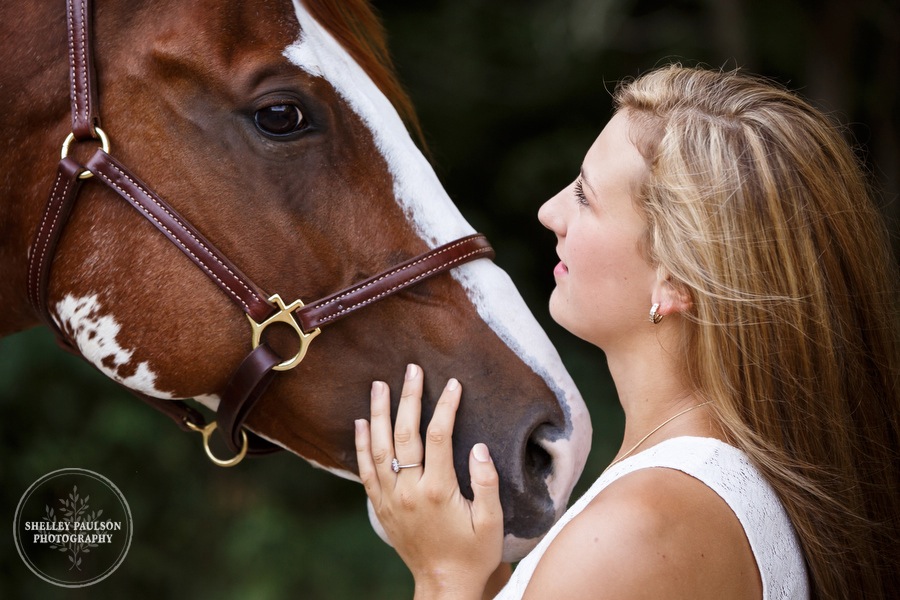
[302, 0, 425, 147]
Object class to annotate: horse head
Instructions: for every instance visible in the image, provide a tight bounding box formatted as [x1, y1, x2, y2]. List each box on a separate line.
[0, 0, 591, 560]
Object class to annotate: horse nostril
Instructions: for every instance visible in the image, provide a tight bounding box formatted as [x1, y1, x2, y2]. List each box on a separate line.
[525, 425, 554, 479]
[525, 437, 553, 475]
[495, 421, 564, 543]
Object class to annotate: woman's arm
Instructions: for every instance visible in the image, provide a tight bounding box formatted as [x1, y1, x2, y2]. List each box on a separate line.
[354, 364, 505, 600]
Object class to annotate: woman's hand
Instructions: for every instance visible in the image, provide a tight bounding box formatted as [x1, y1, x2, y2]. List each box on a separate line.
[355, 364, 505, 600]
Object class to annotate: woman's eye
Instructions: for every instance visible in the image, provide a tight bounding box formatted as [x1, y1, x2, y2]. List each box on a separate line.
[574, 179, 589, 206]
[254, 104, 305, 136]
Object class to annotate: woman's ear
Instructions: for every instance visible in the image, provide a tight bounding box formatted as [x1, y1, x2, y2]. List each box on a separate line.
[650, 270, 693, 318]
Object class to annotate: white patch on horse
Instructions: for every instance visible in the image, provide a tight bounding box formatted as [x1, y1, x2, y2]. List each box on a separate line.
[286, 1, 592, 554]
[54, 294, 174, 399]
[245, 426, 360, 481]
[286, 2, 474, 247]
[307, 461, 359, 483]
[193, 393, 220, 412]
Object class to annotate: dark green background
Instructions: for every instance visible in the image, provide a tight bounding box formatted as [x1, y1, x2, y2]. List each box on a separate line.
[2, 1, 897, 598]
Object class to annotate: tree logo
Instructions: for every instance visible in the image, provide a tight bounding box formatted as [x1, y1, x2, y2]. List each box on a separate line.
[13, 468, 133, 587]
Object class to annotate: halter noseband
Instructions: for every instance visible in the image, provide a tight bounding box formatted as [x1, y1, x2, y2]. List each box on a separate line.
[26, 0, 495, 467]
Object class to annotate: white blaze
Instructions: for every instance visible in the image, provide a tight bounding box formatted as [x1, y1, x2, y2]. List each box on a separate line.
[286, 1, 592, 556]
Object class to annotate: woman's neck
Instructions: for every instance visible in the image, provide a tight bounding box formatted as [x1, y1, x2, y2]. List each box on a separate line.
[605, 344, 722, 463]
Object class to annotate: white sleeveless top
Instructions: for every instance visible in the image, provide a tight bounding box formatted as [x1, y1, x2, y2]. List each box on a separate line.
[495, 437, 809, 599]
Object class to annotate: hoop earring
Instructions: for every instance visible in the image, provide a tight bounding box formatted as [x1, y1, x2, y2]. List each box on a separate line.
[649, 303, 663, 324]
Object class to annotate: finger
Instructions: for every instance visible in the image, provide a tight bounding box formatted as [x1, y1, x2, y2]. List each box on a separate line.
[368, 380, 396, 480]
[354, 419, 382, 503]
[394, 364, 424, 467]
[423, 378, 462, 484]
[469, 443, 504, 544]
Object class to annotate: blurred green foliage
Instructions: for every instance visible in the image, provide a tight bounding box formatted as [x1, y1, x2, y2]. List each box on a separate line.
[2, 0, 897, 598]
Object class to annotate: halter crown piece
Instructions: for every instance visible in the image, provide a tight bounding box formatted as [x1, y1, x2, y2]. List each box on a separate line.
[27, 0, 495, 467]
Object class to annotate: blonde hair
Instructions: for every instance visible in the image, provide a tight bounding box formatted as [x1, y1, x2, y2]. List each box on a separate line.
[615, 65, 900, 599]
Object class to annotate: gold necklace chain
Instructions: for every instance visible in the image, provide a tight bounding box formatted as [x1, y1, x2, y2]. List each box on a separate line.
[606, 401, 713, 471]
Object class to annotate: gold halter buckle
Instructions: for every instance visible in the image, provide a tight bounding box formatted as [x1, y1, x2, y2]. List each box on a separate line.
[247, 294, 321, 371]
[185, 421, 248, 468]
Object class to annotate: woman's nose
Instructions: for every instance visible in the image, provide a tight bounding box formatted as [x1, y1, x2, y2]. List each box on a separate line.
[538, 187, 567, 236]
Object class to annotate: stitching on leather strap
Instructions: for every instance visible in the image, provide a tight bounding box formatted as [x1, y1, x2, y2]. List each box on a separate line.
[315, 237, 476, 310]
[314, 246, 493, 326]
[27, 170, 68, 307]
[78, 0, 88, 126]
[91, 158, 261, 315]
[67, 0, 78, 124]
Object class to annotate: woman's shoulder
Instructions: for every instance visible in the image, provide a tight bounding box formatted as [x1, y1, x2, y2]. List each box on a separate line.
[522, 441, 762, 600]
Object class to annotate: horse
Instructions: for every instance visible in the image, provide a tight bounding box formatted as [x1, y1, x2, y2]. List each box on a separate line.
[0, 0, 591, 561]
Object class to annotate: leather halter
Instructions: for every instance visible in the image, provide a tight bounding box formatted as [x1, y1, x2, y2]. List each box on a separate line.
[27, 0, 495, 466]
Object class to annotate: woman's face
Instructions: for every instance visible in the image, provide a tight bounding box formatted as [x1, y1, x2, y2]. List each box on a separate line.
[539, 111, 655, 350]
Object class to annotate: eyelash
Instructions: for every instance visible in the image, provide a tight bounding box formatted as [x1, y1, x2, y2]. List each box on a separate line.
[574, 179, 589, 206]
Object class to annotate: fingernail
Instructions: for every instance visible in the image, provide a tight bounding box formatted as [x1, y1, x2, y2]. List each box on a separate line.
[446, 378, 459, 391]
[354, 419, 366, 433]
[473, 443, 491, 463]
[405, 364, 418, 380]
[371, 381, 384, 394]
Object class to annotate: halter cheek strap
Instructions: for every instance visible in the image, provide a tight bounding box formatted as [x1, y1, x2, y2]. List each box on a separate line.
[27, 0, 495, 466]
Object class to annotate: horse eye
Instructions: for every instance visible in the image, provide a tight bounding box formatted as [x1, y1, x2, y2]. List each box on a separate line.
[254, 104, 305, 136]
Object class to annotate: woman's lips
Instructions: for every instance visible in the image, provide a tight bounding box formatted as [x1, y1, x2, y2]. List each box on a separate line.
[553, 261, 568, 277]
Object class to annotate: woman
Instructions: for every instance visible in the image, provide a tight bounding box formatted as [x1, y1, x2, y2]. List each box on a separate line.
[354, 65, 900, 599]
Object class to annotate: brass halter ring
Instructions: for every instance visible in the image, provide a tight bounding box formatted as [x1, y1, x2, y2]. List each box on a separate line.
[185, 420, 249, 468]
[247, 294, 321, 371]
[60, 127, 111, 179]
